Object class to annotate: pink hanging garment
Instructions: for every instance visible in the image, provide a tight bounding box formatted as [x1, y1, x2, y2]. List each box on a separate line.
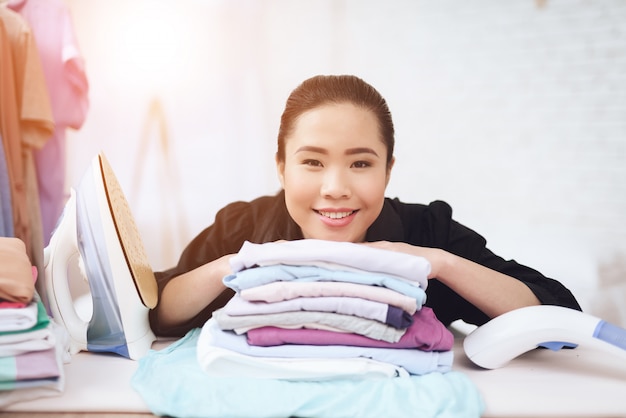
[9, 0, 89, 245]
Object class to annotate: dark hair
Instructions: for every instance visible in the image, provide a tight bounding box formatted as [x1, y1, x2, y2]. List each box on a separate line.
[276, 75, 395, 167]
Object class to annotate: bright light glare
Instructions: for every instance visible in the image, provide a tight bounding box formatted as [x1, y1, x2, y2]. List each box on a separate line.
[113, 1, 195, 92]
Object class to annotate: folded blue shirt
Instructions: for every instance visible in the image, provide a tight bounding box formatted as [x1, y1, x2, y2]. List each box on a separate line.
[223, 264, 427, 307]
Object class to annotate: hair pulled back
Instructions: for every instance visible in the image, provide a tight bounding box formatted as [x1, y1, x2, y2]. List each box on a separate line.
[276, 75, 395, 167]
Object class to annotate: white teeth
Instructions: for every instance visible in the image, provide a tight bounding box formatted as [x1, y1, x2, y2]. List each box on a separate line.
[319, 211, 353, 219]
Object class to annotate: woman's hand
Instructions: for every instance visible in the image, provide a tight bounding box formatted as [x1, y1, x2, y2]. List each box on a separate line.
[156, 253, 235, 328]
[360, 241, 448, 279]
[361, 240, 540, 319]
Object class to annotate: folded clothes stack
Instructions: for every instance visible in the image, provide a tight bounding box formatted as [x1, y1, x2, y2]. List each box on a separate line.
[197, 239, 455, 380]
[0, 237, 66, 407]
[133, 240, 484, 417]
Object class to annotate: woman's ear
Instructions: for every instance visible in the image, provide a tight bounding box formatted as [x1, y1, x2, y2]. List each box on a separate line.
[275, 153, 286, 189]
[385, 156, 395, 187]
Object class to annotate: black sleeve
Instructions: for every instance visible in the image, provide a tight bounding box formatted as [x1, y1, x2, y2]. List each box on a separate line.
[148, 200, 254, 337]
[149, 192, 299, 337]
[403, 200, 582, 326]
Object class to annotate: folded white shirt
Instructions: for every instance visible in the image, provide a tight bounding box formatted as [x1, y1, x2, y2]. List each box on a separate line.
[230, 239, 430, 289]
[198, 319, 408, 380]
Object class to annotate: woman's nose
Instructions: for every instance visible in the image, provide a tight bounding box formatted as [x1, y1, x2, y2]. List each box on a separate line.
[321, 169, 351, 199]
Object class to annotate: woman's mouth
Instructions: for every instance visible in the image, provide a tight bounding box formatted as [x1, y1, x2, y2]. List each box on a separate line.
[315, 209, 359, 227]
[316, 210, 357, 219]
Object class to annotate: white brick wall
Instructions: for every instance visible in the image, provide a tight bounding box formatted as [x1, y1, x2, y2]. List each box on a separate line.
[358, 0, 626, 324]
[65, 0, 626, 324]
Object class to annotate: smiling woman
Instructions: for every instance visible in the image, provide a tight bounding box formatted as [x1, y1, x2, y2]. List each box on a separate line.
[61, 0, 626, 332]
[148, 74, 581, 339]
[277, 102, 391, 243]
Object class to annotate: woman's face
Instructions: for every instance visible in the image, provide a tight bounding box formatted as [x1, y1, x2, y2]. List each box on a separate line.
[276, 102, 393, 242]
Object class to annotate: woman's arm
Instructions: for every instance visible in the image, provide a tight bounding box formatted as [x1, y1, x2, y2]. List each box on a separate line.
[154, 254, 234, 330]
[429, 247, 541, 318]
[363, 242, 540, 319]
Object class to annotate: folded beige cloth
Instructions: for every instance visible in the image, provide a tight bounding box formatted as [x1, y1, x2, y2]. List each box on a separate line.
[0, 237, 35, 304]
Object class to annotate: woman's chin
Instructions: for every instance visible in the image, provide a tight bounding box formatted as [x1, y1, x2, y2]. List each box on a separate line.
[304, 229, 365, 243]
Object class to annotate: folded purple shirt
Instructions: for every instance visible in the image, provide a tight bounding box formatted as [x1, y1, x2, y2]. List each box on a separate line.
[246, 306, 453, 351]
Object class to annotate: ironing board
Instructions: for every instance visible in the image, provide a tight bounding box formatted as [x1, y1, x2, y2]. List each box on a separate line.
[3, 336, 626, 417]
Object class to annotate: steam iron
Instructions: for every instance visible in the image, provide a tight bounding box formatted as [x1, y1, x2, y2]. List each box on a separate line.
[464, 305, 626, 369]
[43, 152, 158, 360]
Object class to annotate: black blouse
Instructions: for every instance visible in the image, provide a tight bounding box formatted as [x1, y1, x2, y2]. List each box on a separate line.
[149, 191, 581, 337]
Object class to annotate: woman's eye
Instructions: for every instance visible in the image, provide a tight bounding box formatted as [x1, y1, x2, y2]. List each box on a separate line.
[302, 159, 322, 167]
[352, 161, 371, 168]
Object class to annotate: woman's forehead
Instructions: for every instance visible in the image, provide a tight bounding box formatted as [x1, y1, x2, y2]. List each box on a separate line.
[289, 104, 381, 142]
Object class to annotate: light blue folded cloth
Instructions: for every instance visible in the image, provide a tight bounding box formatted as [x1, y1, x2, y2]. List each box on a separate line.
[224, 264, 427, 307]
[131, 328, 484, 418]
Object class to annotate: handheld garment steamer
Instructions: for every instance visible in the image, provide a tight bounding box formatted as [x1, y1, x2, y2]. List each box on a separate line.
[464, 305, 626, 369]
[43, 152, 158, 360]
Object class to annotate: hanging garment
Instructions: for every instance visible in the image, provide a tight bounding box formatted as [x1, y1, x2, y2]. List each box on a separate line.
[0, 134, 14, 237]
[0, 8, 54, 287]
[0, 16, 26, 246]
[8, 0, 89, 245]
